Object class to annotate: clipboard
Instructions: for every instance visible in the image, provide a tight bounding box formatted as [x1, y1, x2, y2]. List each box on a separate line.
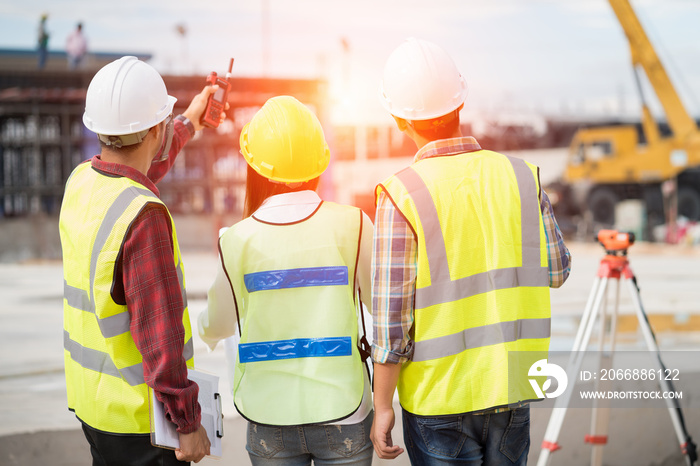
[150, 368, 224, 459]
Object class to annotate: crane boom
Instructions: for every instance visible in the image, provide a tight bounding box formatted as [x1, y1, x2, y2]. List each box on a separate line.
[609, 0, 697, 139]
[554, 0, 700, 231]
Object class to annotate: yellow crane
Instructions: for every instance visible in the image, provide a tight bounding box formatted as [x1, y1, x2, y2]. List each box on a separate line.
[561, 0, 700, 232]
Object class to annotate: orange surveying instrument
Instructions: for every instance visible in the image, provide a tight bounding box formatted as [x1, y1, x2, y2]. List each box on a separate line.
[201, 58, 234, 129]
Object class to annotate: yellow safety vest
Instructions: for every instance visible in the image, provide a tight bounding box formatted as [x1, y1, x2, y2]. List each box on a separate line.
[219, 201, 368, 426]
[377, 150, 551, 416]
[59, 162, 194, 434]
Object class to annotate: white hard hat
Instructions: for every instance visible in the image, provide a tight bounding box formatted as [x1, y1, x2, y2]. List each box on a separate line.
[379, 38, 467, 121]
[83, 56, 176, 137]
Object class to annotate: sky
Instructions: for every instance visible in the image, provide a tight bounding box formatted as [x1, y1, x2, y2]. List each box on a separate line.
[1, 0, 699, 126]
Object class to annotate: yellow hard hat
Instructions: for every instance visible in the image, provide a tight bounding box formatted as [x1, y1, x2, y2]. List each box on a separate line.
[240, 96, 330, 184]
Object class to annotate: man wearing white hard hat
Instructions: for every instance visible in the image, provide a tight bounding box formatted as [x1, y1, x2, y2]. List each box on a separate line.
[370, 38, 572, 464]
[59, 56, 226, 465]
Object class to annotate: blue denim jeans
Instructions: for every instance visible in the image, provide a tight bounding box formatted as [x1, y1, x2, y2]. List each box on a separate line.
[402, 406, 530, 465]
[246, 412, 373, 465]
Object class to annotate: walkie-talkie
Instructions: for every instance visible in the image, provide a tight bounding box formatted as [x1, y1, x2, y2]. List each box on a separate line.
[201, 58, 234, 128]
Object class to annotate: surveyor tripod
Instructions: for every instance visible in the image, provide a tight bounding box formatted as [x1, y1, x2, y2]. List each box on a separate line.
[536, 230, 697, 466]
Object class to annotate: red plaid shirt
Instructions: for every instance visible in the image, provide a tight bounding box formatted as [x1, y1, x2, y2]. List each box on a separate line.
[90, 118, 200, 434]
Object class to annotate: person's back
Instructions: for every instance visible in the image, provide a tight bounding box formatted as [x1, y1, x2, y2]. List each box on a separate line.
[379, 146, 552, 411]
[370, 38, 571, 465]
[60, 55, 222, 465]
[222, 197, 367, 423]
[199, 96, 374, 465]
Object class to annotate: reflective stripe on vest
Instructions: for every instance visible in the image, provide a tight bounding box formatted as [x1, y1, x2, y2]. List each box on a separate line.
[63, 253, 188, 339]
[244, 266, 348, 292]
[239, 336, 352, 363]
[64, 330, 194, 386]
[394, 155, 549, 362]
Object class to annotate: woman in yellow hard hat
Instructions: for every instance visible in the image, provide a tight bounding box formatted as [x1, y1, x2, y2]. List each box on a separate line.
[199, 96, 374, 465]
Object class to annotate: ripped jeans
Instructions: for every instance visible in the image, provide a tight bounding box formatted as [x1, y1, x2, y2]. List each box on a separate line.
[402, 406, 531, 465]
[246, 411, 373, 465]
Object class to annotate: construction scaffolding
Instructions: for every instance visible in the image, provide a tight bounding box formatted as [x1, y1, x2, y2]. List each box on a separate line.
[0, 69, 327, 219]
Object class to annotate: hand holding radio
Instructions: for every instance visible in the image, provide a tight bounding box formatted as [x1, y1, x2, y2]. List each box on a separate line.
[181, 85, 226, 132]
[201, 58, 234, 129]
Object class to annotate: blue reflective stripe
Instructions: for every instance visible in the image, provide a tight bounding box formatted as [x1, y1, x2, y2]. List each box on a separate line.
[244, 266, 348, 293]
[239, 337, 352, 363]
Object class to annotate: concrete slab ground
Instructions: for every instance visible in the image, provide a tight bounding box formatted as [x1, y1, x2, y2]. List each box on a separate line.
[1, 241, 699, 465]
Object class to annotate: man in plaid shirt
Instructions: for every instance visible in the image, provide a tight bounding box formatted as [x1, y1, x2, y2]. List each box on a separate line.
[60, 57, 227, 465]
[370, 39, 571, 465]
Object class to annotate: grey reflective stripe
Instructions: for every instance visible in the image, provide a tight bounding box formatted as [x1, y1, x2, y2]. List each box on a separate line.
[507, 155, 541, 268]
[183, 337, 194, 361]
[64, 331, 195, 386]
[395, 154, 547, 309]
[64, 285, 171, 339]
[411, 318, 551, 362]
[119, 362, 146, 386]
[64, 330, 145, 386]
[395, 168, 450, 283]
[89, 186, 160, 316]
[64, 282, 90, 311]
[97, 312, 132, 340]
[176, 256, 188, 308]
[419, 266, 549, 308]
